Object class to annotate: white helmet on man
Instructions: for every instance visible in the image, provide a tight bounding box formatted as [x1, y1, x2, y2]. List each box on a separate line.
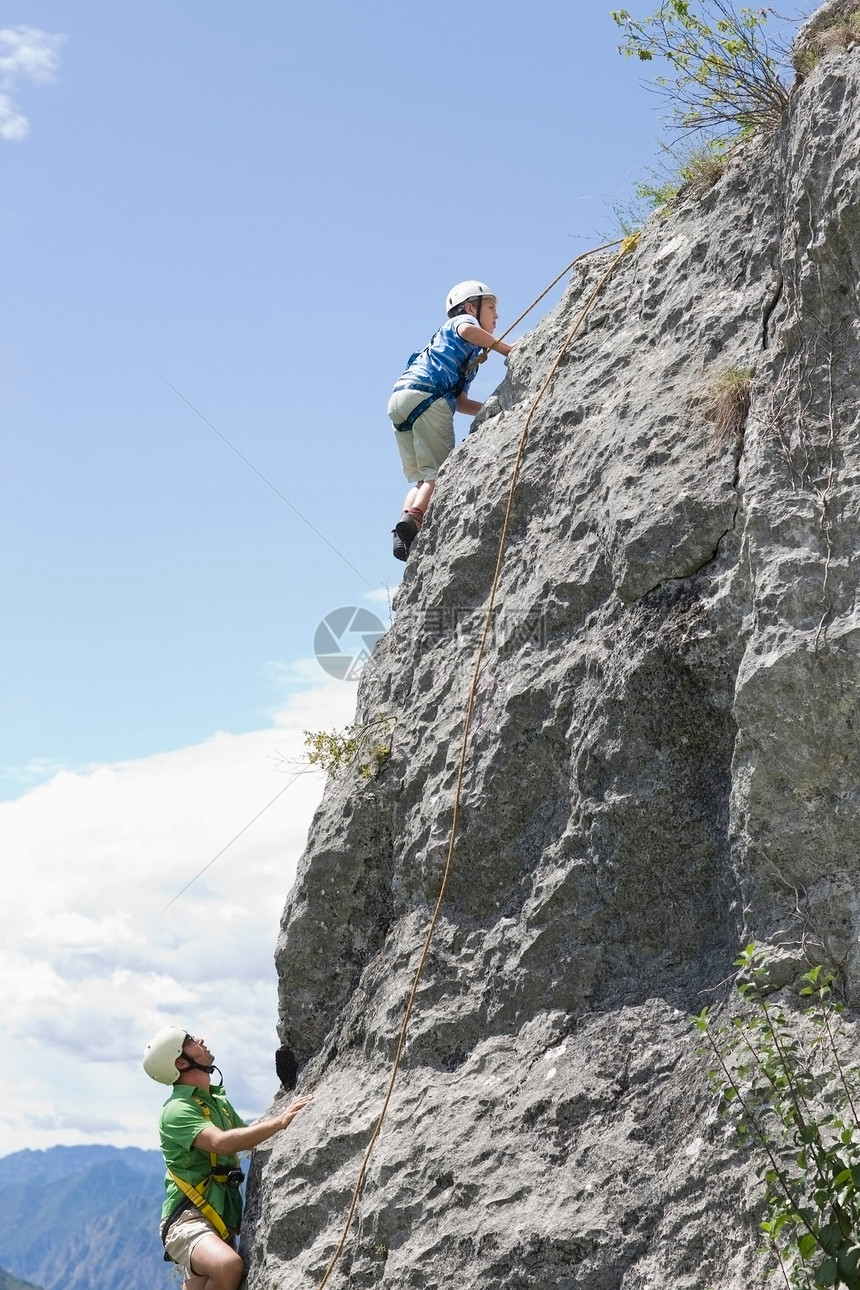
[142, 1025, 188, 1085]
[446, 280, 496, 317]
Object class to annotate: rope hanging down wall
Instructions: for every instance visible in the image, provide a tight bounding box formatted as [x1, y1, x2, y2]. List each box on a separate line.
[316, 234, 640, 1289]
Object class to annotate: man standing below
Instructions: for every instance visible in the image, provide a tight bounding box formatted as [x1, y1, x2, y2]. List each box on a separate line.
[143, 1027, 312, 1290]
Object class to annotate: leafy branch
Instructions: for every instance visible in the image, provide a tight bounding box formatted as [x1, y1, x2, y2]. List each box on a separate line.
[611, 0, 792, 135]
[695, 946, 860, 1288]
[304, 714, 393, 780]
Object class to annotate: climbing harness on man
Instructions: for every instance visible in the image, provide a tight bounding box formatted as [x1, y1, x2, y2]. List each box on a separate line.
[143, 1027, 245, 1260]
[161, 1094, 245, 1247]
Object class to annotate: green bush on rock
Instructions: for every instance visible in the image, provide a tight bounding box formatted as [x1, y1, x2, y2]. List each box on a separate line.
[695, 946, 860, 1288]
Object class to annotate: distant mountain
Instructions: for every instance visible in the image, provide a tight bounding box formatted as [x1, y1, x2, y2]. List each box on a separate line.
[0, 1145, 162, 1189]
[0, 1147, 172, 1290]
[0, 1268, 43, 1290]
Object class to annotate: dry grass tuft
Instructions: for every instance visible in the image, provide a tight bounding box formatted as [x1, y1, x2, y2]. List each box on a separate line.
[799, 8, 860, 68]
[681, 148, 728, 198]
[707, 367, 755, 446]
[816, 10, 860, 50]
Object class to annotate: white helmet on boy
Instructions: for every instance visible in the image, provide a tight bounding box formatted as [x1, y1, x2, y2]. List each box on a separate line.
[142, 1026, 188, 1085]
[446, 280, 496, 317]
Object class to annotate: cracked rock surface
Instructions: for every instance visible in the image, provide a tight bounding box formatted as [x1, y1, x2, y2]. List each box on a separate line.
[245, 37, 860, 1290]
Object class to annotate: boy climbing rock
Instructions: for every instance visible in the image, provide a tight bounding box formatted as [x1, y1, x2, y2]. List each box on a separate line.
[388, 280, 514, 561]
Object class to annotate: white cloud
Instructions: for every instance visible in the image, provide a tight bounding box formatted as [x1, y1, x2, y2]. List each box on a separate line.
[0, 26, 63, 83]
[0, 90, 28, 140]
[0, 26, 65, 142]
[3, 756, 71, 789]
[264, 643, 388, 711]
[362, 585, 398, 613]
[30, 1110, 125, 1133]
[0, 673, 356, 1156]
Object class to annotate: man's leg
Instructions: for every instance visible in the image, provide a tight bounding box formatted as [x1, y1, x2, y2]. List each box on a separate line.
[185, 1233, 244, 1290]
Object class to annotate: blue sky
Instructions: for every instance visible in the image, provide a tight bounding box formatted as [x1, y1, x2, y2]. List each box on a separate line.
[0, 0, 720, 1153]
[0, 0, 673, 795]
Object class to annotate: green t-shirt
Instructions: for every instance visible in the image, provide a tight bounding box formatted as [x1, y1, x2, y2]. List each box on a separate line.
[159, 1083, 246, 1231]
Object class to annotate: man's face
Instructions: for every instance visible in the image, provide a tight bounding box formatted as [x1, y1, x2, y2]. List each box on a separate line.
[182, 1034, 214, 1066]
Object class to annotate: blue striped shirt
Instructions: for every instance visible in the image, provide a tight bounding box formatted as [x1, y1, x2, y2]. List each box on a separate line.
[393, 318, 483, 411]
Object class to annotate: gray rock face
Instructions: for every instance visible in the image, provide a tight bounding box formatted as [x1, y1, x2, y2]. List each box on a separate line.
[245, 40, 860, 1290]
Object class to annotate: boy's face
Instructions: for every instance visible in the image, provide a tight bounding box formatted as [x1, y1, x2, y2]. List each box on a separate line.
[476, 297, 498, 332]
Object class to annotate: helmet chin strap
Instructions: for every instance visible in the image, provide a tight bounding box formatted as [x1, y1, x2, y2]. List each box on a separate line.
[180, 1054, 221, 1080]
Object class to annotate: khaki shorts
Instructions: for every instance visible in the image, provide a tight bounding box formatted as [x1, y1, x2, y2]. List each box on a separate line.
[164, 1208, 236, 1279]
[388, 389, 455, 483]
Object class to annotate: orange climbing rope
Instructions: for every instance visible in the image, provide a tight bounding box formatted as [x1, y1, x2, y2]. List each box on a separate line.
[467, 236, 626, 376]
[316, 233, 641, 1288]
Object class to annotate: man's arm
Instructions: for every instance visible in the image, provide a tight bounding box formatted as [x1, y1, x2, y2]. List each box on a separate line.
[192, 1095, 312, 1155]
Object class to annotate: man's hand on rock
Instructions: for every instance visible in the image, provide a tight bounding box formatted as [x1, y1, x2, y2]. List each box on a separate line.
[278, 1094, 313, 1130]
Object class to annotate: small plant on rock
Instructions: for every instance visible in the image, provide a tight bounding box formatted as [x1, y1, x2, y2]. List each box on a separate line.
[680, 136, 730, 193]
[707, 364, 754, 445]
[798, 8, 860, 71]
[820, 9, 860, 47]
[635, 173, 684, 210]
[304, 714, 393, 780]
[614, 137, 729, 229]
[694, 945, 860, 1289]
[611, 0, 791, 135]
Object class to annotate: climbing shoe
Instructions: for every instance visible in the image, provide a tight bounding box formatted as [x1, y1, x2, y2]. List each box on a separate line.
[392, 514, 419, 562]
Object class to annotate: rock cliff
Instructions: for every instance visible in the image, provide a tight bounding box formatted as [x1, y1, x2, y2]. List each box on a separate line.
[246, 27, 860, 1290]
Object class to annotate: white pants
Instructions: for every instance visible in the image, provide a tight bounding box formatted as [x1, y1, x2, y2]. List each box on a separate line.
[388, 389, 455, 483]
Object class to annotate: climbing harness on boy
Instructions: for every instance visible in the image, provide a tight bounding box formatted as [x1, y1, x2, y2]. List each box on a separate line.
[391, 281, 502, 433]
[389, 280, 512, 561]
